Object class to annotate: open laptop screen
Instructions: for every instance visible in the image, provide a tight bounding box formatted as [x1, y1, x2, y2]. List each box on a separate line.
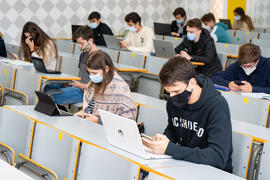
[71, 25, 82, 42]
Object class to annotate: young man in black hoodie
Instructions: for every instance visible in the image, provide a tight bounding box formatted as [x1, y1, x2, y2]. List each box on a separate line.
[142, 56, 233, 173]
[171, 7, 187, 37]
[88, 11, 114, 46]
[175, 18, 222, 77]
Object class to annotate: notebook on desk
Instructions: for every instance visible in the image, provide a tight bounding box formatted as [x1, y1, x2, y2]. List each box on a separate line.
[241, 93, 270, 100]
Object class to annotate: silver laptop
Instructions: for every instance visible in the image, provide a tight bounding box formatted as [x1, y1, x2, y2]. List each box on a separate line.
[153, 39, 175, 58]
[99, 109, 171, 160]
[103, 34, 129, 51]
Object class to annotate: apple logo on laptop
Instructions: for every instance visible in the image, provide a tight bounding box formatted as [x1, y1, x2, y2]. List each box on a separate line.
[118, 129, 124, 137]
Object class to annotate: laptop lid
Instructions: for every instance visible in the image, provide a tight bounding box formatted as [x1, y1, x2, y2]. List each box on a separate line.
[71, 25, 82, 42]
[219, 19, 232, 29]
[153, 39, 175, 58]
[153, 22, 171, 35]
[99, 109, 147, 158]
[31, 57, 48, 73]
[103, 35, 121, 50]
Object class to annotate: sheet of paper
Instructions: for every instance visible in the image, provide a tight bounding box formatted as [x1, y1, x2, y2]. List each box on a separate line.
[241, 93, 270, 100]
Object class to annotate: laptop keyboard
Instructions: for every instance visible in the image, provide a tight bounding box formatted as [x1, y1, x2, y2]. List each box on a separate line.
[144, 146, 171, 159]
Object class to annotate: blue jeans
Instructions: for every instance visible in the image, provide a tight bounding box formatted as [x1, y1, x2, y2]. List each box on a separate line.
[45, 84, 83, 105]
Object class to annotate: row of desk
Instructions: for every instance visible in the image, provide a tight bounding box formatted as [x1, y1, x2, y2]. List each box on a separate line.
[1, 91, 270, 179]
[0, 105, 244, 180]
[131, 92, 270, 180]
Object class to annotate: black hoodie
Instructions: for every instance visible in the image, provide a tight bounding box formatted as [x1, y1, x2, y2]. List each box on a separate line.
[93, 22, 114, 46]
[175, 28, 222, 77]
[164, 75, 233, 173]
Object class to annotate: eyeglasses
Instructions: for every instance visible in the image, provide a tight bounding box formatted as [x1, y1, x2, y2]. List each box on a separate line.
[240, 60, 258, 69]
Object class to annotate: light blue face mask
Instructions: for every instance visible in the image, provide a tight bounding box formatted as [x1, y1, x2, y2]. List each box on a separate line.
[128, 26, 137, 32]
[202, 24, 211, 32]
[89, 22, 98, 29]
[176, 19, 184, 24]
[187, 33, 196, 41]
[89, 74, 103, 83]
[234, 16, 241, 21]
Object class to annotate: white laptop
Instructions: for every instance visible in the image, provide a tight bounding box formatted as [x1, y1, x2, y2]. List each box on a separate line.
[153, 39, 176, 58]
[99, 109, 171, 160]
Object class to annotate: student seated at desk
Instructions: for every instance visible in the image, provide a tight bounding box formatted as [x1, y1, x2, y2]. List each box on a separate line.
[75, 51, 137, 123]
[120, 12, 154, 55]
[171, 7, 187, 37]
[142, 57, 233, 173]
[0, 32, 7, 57]
[211, 44, 270, 94]
[175, 18, 222, 77]
[88, 11, 114, 46]
[11, 22, 58, 70]
[232, 7, 254, 32]
[201, 13, 231, 43]
[46, 26, 99, 104]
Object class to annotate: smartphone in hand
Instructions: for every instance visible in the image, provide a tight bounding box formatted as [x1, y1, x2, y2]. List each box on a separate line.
[234, 80, 244, 86]
[7, 51, 19, 59]
[141, 133, 153, 141]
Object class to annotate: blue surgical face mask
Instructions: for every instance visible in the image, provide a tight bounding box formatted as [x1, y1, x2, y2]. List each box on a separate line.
[89, 74, 103, 83]
[234, 16, 241, 21]
[128, 26, 137, 32]
[187, 33, 196, 41]
[89, 22, 98, 29]
[176, 19, 184, 24]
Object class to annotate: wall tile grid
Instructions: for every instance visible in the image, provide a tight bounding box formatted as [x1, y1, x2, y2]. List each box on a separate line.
[0, 0, 210, 45]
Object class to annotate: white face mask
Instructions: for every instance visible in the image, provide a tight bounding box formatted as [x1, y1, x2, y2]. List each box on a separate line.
[203, 24, 211, 32]
[242, 66, 257, 76]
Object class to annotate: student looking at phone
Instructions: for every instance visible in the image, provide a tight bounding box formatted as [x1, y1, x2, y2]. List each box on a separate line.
[142, 56, 233, 172]
[211, 43, 270, 94]
[11, 22, 58, 70]
[74, 51, 137, 123]
[45, 26, 99, 105]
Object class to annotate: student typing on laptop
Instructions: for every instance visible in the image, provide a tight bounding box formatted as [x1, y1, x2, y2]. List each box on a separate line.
[142, 57, 233, 173]
[45, 26, 99, 105]
[74, 51, 137, 123]
[120, 12, 154, 55]
[88, 11, 114, 46]
[170, 7, 187, 37]
[11, 22, 58, 71]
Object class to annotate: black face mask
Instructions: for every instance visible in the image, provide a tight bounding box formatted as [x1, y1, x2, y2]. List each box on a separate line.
[168, 86, 192, 108]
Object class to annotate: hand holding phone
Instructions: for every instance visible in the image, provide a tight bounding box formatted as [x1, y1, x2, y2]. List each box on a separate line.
[141, 133, 153, 141]
[8, 52, 19, 60]
[234, 80, 244, 86]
